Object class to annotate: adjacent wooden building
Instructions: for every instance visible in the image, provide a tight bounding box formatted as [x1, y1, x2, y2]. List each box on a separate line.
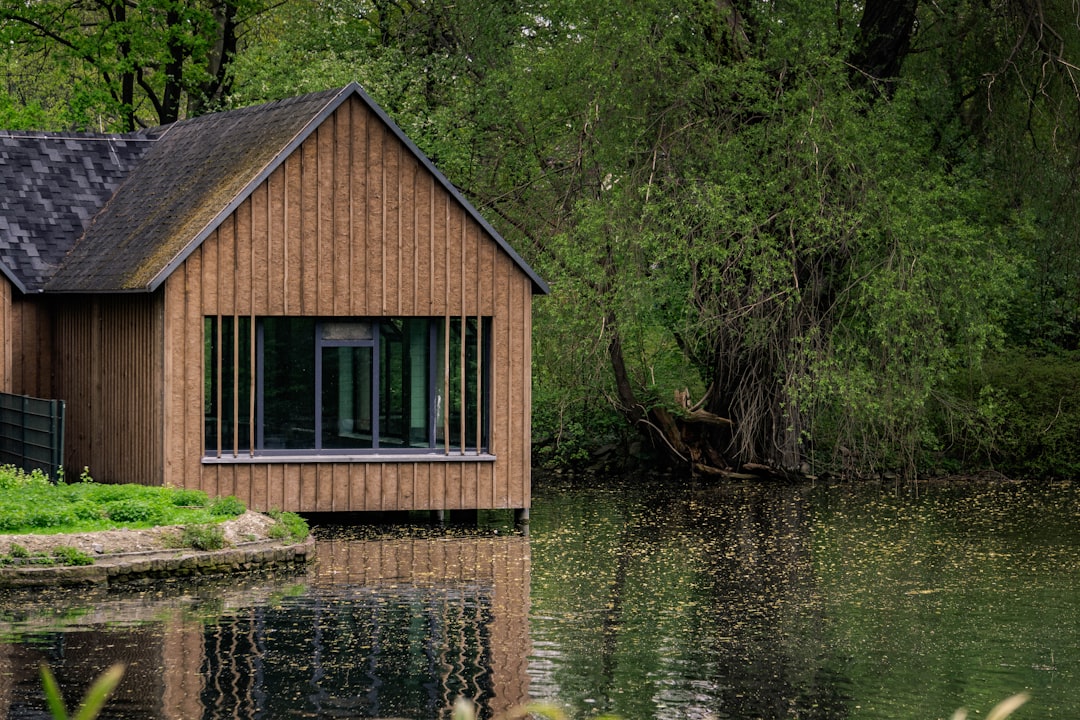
[0, 84, 547, 514]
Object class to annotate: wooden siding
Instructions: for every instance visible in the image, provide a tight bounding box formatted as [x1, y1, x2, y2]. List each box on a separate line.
[163, 95, 534, 512]
[2, 291, 53, 399]
[51, 294, 164, 485]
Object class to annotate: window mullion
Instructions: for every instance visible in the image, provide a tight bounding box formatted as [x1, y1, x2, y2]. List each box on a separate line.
[216, 315, 223, 459]
[256, 320, 264, 452]
[314, 321, 323, 451]
[476, 315, 482, 454]
[372, 321, 381, 449]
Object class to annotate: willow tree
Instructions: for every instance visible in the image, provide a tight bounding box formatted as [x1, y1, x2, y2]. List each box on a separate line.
[474, 0, 1069, 478]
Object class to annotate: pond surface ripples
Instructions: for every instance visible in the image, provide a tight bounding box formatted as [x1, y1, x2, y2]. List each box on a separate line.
[0, 477, 1076, 719]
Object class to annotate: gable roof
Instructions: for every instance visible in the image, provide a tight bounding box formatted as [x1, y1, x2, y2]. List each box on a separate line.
[0, 83, 547, 295]
[0, 131, 156, 293]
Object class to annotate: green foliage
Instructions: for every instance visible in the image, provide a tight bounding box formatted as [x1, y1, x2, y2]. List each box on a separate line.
[40, 663, 124, 720]
[970, 351, 1080, 478]
[0, 465, 52, 491]
[0, 0, 277, 129]
[51, 546, 94, 566]
[1, 544, 93, 567]
[0, 470, 254, 534]
[103, 499, 164, 525]
[267, 510, 309, 542]
[179, 524, 227, 551]
[170, 489, 209, 507]
[209, 495, 246, 517]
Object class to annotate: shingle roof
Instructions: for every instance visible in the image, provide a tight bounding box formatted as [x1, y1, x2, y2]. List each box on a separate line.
[46, 87, 346, 292]
[0, 131, 155, 292]
[1, 83, 547, 296]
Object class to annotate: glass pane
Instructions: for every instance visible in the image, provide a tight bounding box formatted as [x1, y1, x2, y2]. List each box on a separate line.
[322, 345, 374, 449]
[204, 316, 252, 455]
[204, 317, 217, 454]
[379, 319, 431, 448]
[436, 318, 489, 452]
[262, 318, 316, 449]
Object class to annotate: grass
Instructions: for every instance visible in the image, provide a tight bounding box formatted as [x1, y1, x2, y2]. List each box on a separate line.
[0, 465, 246, 534]
[0, 465, 310, 562]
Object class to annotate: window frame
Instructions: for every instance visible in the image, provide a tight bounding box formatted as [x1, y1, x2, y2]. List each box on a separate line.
[204, 316, 492, 462]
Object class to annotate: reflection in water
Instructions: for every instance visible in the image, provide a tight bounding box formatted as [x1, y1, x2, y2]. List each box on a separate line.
[1, 479, 1079, 719]
[0, 534, 530, 720]
[526, 480, 843, 720]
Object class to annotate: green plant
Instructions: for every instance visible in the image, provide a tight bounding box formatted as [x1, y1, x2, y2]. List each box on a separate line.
[179, 523, 226, 551]
[51, 546, 94, 566]
[40, 663, 124, 720]
[209, 495, 245, 517]
[9, 543, 29, 558]
[170, 489, 208, 507]
[103, 499, 163, 524]
[267, 510, 309, 541]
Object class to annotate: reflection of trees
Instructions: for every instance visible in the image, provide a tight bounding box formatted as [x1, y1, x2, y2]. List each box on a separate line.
[529, 480, 851, 720]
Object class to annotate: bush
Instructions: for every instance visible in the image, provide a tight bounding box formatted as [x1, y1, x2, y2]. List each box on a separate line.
[24, 507, 76, 529]
[0, 465, 53, 490]
[104, 499, 164, 524]
[968, 350, 1080, 478]
[170, 489, 208, 507]
[209, 495, 245, 517]
[268, 510, 309, 541]
[180, 523, 226, 550]
[51, 546, 94, 566]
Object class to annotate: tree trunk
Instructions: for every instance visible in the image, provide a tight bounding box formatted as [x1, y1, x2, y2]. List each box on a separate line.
[850, 0, 919, 97]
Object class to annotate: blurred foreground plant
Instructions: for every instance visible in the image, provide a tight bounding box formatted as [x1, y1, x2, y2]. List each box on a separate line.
[40, 663, 124, 720]
[452, 692, 1030, 720]
[952, 693, 1029, 720]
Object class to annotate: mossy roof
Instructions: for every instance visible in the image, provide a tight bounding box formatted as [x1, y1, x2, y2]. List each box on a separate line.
[1, 84, 547, 295]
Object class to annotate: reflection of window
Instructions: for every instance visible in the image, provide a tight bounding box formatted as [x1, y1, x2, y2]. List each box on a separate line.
[205, 317, 490, 456]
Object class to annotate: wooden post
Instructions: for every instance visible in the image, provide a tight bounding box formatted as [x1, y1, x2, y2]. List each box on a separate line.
[444, 314, 450, 455]
[215, 315, 222, 458]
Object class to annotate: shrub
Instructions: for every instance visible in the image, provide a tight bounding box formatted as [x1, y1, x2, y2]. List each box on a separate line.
[959, 350, 1080, 478]
[70, 501, 104, 521]
[24, 507, 76, 529]
[209, 495, 245, 517]
[104, 499, 164, 524]
[170, 489, 208, 507]
[51, 546, 94, 566]
[9, 543, 29, 559]
[268, 510, 309, 541]
[0, 465, 53, 491]
[180, 524, 226, 550]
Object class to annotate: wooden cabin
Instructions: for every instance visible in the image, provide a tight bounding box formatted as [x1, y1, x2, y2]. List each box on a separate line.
[0, 84, 547, 515]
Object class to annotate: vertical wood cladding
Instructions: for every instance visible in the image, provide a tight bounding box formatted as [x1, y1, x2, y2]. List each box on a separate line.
[4, 293, 53, 399]
[163, 96, 534, 512]
[52, 294, 164, 485]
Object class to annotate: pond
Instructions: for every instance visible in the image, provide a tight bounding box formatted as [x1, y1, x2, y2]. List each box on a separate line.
[0, 476, 1076, 719]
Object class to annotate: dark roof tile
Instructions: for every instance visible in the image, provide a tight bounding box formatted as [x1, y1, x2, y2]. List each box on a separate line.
[0, 131, 153, 292]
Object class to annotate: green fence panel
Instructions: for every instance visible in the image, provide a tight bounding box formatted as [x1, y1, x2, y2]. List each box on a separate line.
[0, 392, 65, 479]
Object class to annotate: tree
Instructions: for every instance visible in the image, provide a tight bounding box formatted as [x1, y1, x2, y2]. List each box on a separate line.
[0, 0, 271, 130]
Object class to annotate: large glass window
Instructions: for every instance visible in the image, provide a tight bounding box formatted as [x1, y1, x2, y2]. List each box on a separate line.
[205, 317, 489, 457]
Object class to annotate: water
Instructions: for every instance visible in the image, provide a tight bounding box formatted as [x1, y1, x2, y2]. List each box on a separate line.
[0, 477, 1076, 719]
